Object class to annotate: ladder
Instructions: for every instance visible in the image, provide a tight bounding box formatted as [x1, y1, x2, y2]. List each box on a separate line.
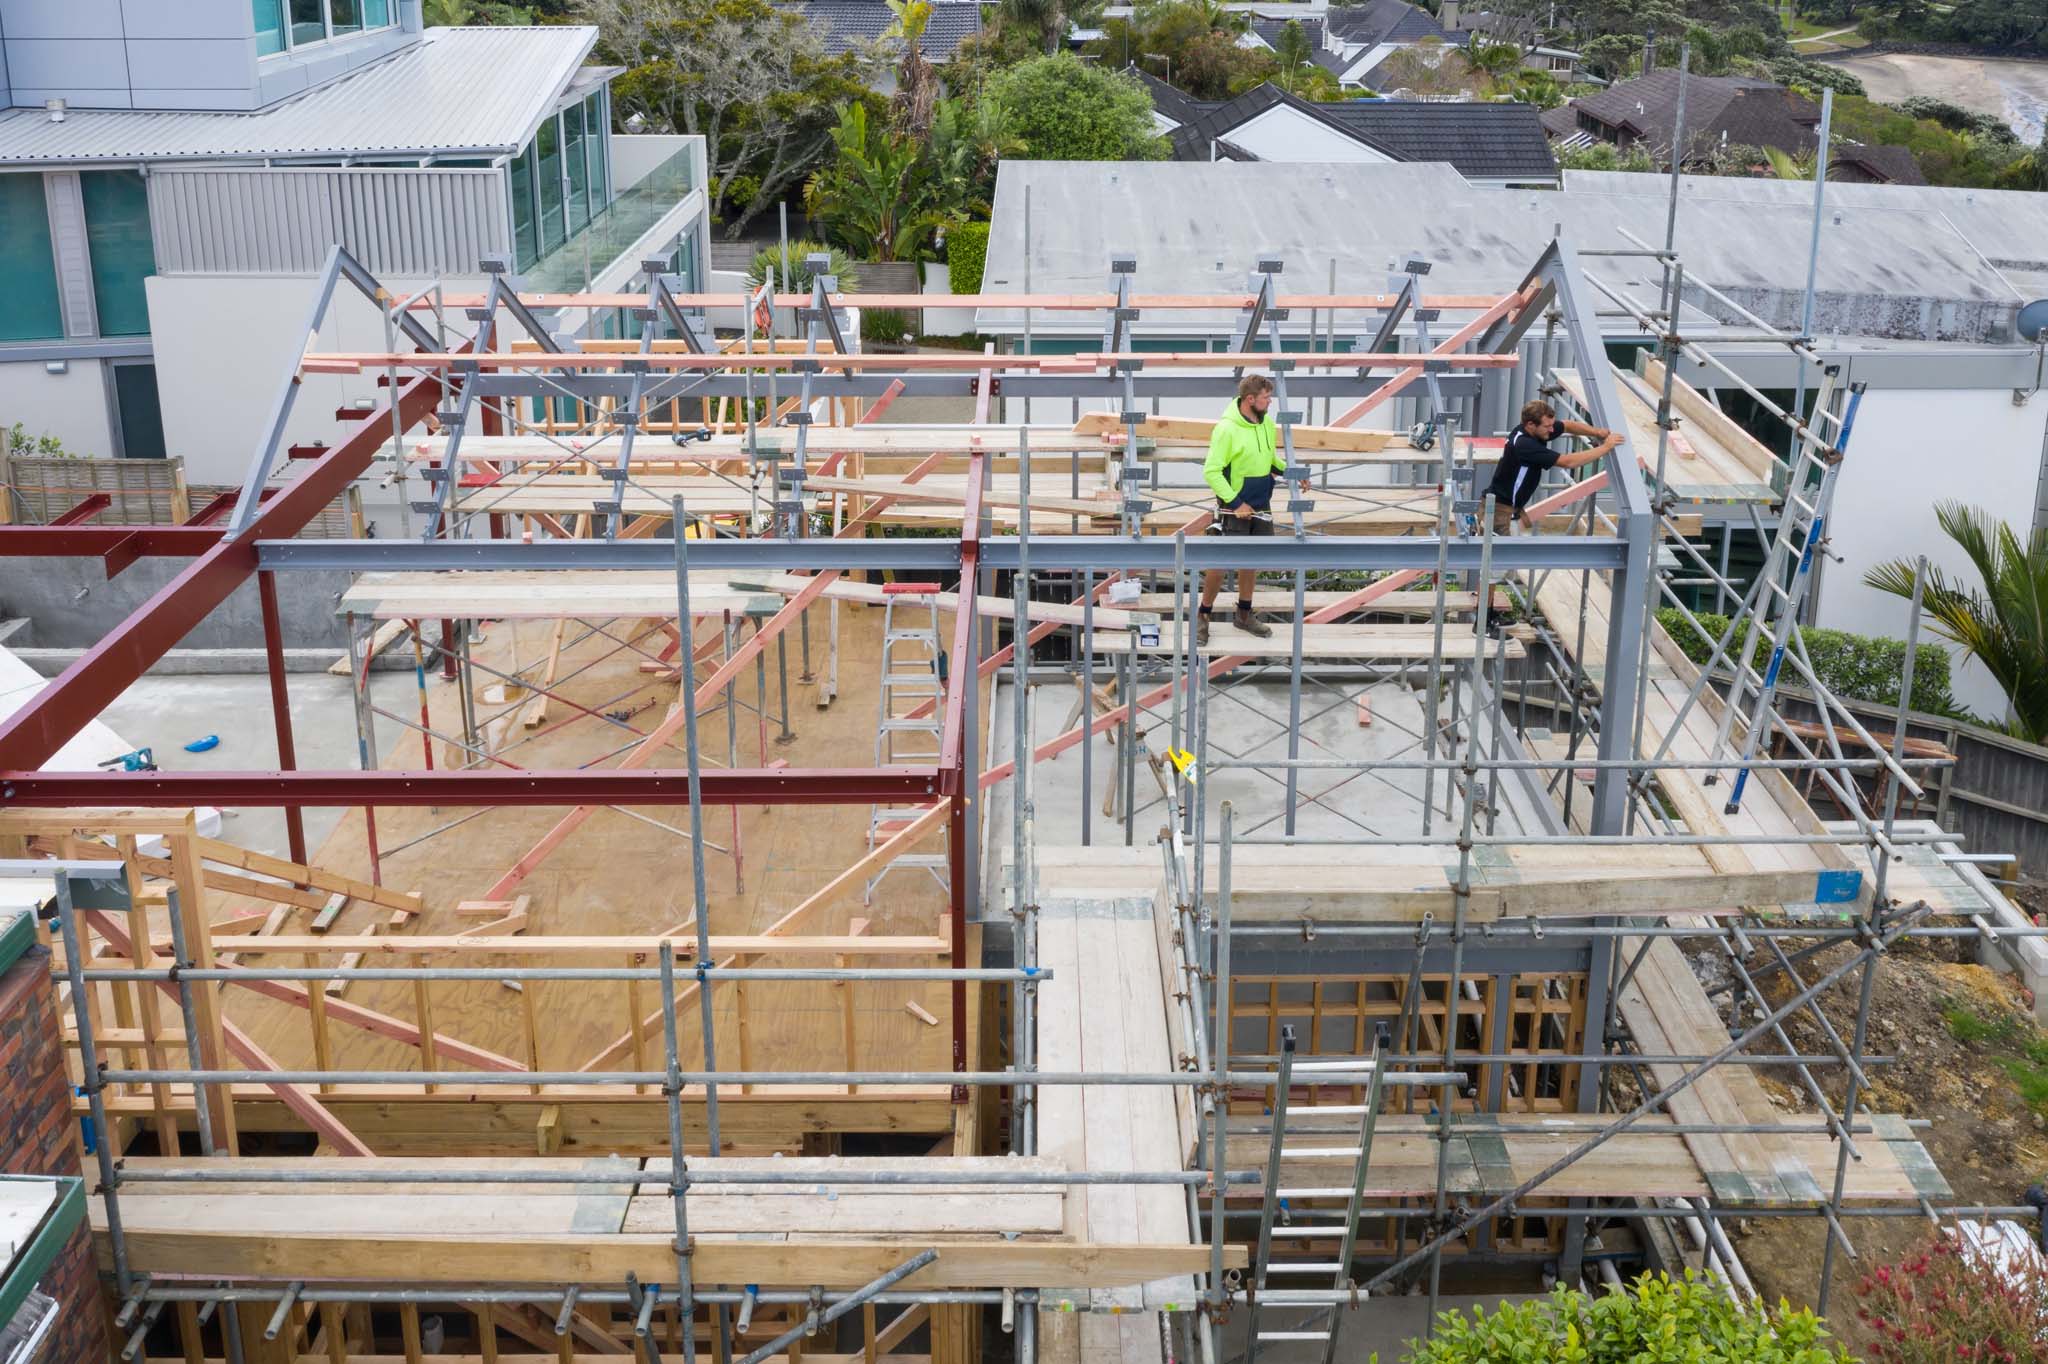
[1243, 1025, 1391, 1364]
[1708, 369, 1866, 815]
[865, 584, 949, 902]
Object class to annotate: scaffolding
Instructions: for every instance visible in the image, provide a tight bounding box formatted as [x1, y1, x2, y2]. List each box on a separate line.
[0, 99, 2044, 1361]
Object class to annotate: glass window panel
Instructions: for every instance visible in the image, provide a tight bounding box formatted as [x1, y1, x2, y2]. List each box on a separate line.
[112, 364, 167, 460]
[254, 0, 287, 55]
[536, 116, 565, 254]
[80, 170, 156, 337]
[329, 0, 361, 37]
[364, 0, 390, 25]
[564, 103, 590, 231]
[289, 0, 326, 46]
[510, 143, 537, 273]
[0, 175, 64, 343]
[585, 92, 609, 207]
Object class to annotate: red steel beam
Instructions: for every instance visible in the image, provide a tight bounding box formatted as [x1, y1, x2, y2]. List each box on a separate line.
[0, 766, 942, 808]
[0, 526, 224, 558]
[47, 494, 112, 527]
[941, 451, 985, 1097]
[0, 366, 450, 774]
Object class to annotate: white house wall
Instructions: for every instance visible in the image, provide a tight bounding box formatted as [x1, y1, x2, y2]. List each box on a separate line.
[1222, 104, 1395, 162]
[1815, 385, 2048, 721]
[0, 356, 119, 459]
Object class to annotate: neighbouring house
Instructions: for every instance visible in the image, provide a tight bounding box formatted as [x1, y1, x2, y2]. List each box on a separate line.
[1540, 70, 1821, 164]
[794, 0, 985, 90]
[1830, 143, 1930, 186]
[1320, 0, 1466, 91]
[1433, 5, 1588, 82]
[0, 4, 708, 500]
[1135, 73, 1559, 188]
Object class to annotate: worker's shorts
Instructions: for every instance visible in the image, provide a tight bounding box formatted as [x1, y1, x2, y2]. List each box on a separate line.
[1213, 503, 1273, 535]
[1492, 504, 1521, 536]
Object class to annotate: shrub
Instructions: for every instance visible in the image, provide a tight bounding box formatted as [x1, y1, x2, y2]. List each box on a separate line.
[744, 241, 860, 295]
[859, 307, 911, 344]
[1852, 1229, 2048, 1363]
[1408, 1272, 1854, 1362]
[1655, 607, 1967, 720]
[946, 221, 989, 296]
[983, 55, 1167, 162]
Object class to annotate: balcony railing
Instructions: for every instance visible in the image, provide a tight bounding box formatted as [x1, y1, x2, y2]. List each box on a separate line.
[525, 147, 695, 294]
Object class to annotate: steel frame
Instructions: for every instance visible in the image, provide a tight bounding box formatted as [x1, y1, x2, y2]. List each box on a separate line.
[0, 215, 2041, 1364]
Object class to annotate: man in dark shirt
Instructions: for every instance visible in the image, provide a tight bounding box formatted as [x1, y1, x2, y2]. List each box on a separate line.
[1487, 400, 1621, 534]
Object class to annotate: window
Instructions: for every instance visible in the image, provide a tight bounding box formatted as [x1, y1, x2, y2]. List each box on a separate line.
[256, 0, 398, 56]
[0, 175, 64, 343]
[564, 103, 590, 232]
[108, 362, 167, 460]
[584, 92, 610, 208]
[80, 171, 156, 338]
[536, 115, 565, 254]
[254, 0, 287, 55]
[510, 142, 538, 273]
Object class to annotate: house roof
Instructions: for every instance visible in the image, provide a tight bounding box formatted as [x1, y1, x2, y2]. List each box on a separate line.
[1325, 0, 1460, 47]
[1568, 69, 1820, 158]
[1832, 143, 1928, 186]
[1148, 80, 1557, 182]
[1249, 15, 1324, 52]
[1317, 99, 1558, 181]
[1128, 65, 1216, 131]
[0, 26, 598, 167]
[978, 161, 2042, 344]
[799, 0, 984, 59]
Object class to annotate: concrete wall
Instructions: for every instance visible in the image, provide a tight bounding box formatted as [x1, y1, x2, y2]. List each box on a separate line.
[0, 353, 118, 457]
[2, 0, 421, 111]
[145, 269, 471, 487]
[0, 555, 357, 649]
[1817, 385, 2048, 721]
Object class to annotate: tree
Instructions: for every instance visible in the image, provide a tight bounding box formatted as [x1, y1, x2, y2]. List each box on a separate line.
[1273, 18, 1312, 90]
[803, 103, 945, 260]
[886, 0, 939, 143]
[744, 241, 860, 294]
[997, 0, 1105, 55]
[1559, 140, 1658, 171]
[1866, 503, 2048, 742]
[928, 94, 1025, 217]
[581, 0, 879, 236]
[1409, 1273, 1853, 1363]
[984, 54, 1167, 160]
[1372, 39, 1490, 99]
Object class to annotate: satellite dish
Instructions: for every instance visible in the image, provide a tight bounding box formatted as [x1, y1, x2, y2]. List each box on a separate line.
[2020, 299, 2048, 343]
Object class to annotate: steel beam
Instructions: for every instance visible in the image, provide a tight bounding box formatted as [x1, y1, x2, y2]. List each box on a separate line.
[0, 767, 941, 808]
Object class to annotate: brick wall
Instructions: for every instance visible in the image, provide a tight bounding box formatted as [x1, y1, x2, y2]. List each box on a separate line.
[1, 944, 112, 1364]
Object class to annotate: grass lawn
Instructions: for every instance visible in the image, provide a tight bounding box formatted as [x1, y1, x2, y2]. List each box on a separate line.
[1781, 11, 1870, 49]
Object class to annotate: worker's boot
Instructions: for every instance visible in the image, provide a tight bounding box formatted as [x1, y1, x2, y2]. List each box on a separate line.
[1233, 605, 1272, 639]
[1195, 611, 1211, 647]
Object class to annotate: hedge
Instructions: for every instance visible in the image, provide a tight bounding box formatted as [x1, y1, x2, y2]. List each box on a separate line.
[1655, 608, 1967, 720]
[947, 222, 990, 297]
[1408, 1272, 1853, 1363]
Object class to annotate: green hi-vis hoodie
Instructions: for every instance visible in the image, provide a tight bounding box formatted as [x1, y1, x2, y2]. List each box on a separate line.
[1202, 399, 1286, 506]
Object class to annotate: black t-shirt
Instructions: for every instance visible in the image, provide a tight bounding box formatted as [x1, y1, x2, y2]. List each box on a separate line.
[1486, 428, 1561, 511]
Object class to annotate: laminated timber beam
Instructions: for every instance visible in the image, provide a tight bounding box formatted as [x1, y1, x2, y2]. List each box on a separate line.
[415, 289, 1515, 312]
[96, 1229, 1236, 1290]
[298, 350, 1525, 376]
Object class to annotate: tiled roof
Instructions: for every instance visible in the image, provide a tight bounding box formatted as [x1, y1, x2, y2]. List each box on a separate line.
[0, 27, 596, 166]
[1569, 69, 1820, 157]
[1832, 142, 1929, 186]
[1128, 64, 1217, 130]
[795, 0, 984, 59]
[1249, 15, 1324, 51]
[1150, 80, 1557, 182]
[1325, 0, 1457, 47]
[1317, 99, 1559, 180]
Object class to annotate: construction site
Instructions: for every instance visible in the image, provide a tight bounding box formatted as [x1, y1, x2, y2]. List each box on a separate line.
[1, 201, 2045, 1364]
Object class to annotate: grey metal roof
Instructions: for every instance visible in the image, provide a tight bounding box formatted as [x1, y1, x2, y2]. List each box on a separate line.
[977, 160, 2033, 343]
[0, 27, 598, 167]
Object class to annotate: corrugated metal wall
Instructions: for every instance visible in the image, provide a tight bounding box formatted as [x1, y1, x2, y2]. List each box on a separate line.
[148, 166, 509, 277]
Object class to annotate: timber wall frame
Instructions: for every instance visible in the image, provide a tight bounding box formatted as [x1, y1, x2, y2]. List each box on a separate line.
[0, 232, 2043, 1364]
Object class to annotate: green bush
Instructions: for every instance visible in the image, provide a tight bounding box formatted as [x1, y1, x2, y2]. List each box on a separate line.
[1655, 607, 1967, 720]
[983, 55, 1167, 162]
[1407, 1273, 1854, 1363]
[744, 241, 860, 295]
[946, 221, 989, 296]
[859, 307, 911, 344]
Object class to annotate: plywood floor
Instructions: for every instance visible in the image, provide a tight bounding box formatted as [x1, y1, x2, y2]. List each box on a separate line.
[220, 600, 967, 1086]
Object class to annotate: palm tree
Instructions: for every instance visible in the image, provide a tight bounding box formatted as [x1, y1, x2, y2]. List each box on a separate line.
[1865, 502, 2048, 742]
[886, 0, 939, 143]
[803, 104, 946, 262]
